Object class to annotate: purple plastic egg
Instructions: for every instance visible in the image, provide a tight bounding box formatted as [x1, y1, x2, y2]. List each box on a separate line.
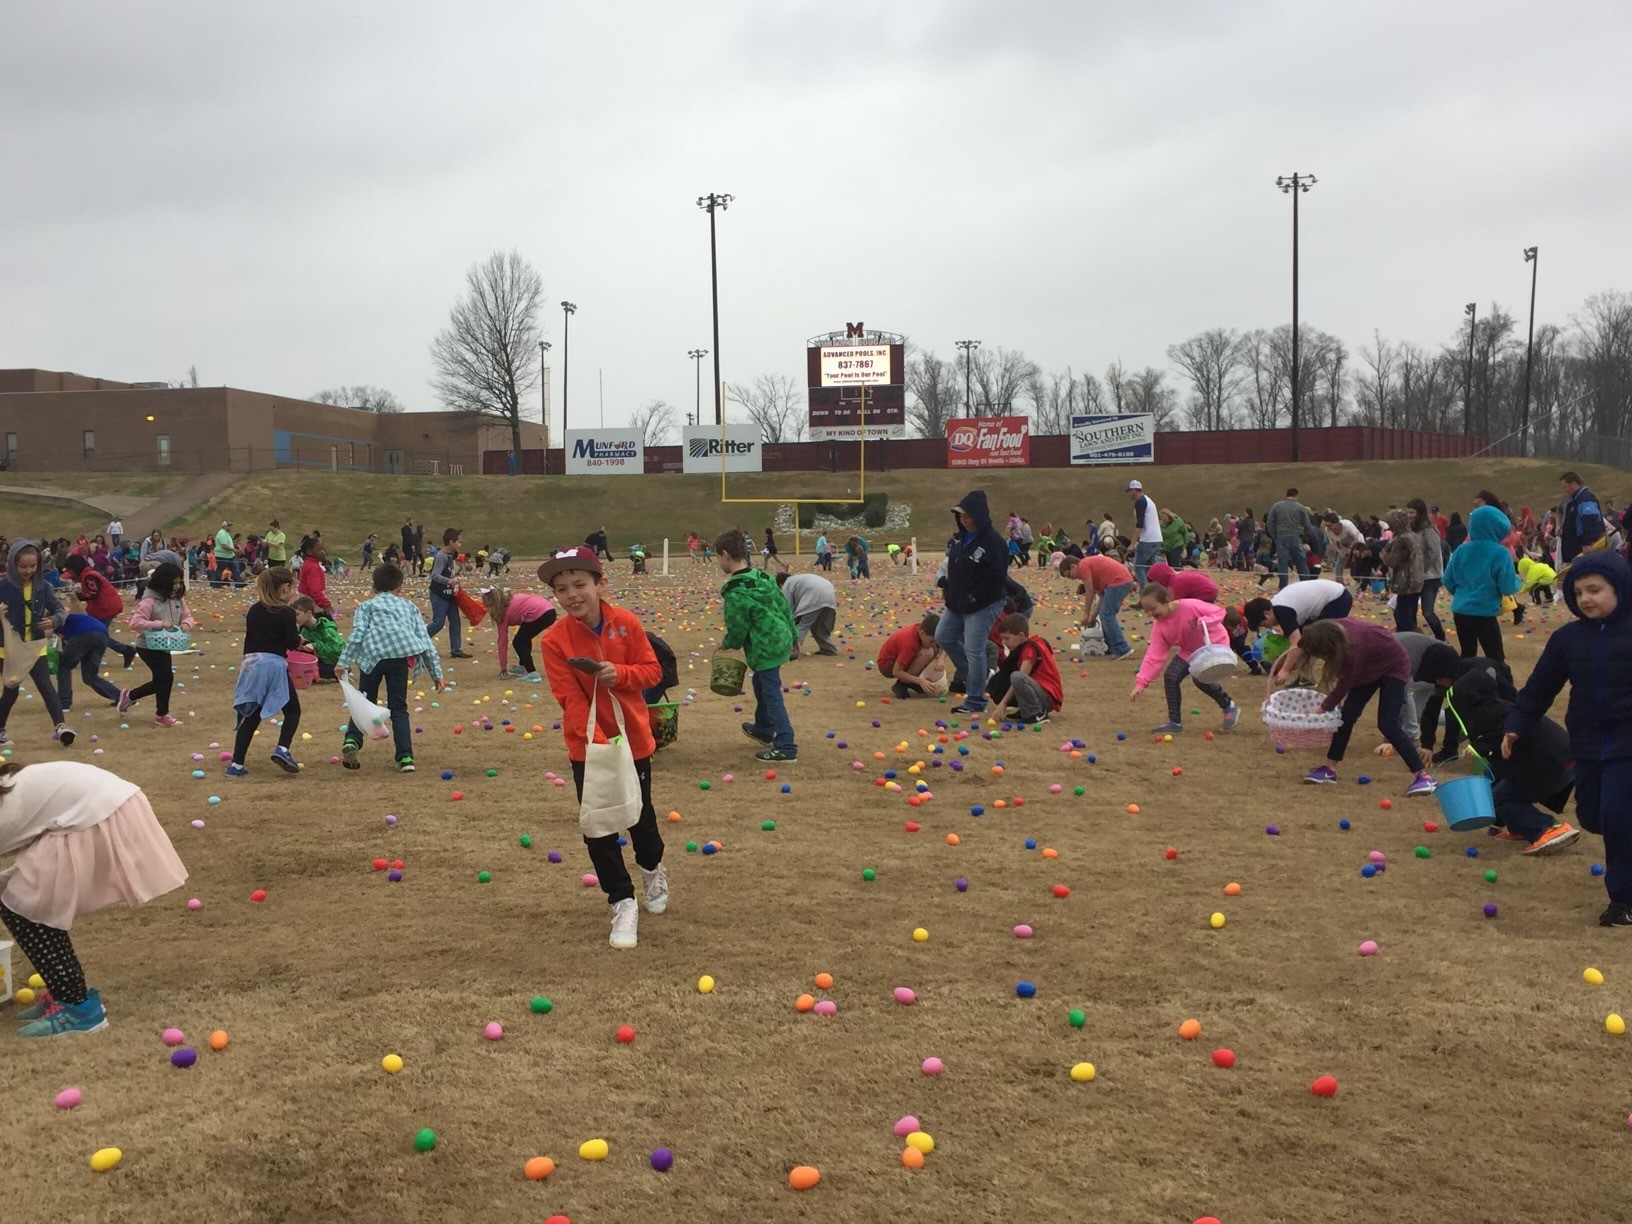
[650, 1147, 674, 1172]
[171, 1047, 198, 1069]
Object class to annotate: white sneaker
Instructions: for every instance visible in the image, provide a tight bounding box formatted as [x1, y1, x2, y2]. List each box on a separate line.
[641, 864, 669, 915]
[609, 898, 639, 949]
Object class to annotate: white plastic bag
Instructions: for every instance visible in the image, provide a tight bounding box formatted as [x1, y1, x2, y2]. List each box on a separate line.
[339, 673, 393, 741]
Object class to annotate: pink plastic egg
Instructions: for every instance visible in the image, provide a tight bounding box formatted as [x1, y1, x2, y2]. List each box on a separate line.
[53, 1088, 82, 1110]
[893, 986, 917, 1005]
[893, 1114, 920, 1137]
[1049, 784, 1062, 794]
[921, 1057, 944, 1076]
[161, 1027, 185, 1046]
[581, 873, 599, 888]
[813, 1000, 837, 1016]
[1013, 924, 1034, 939]
[484, 1022, 503, 1041]
[186, 898, 202, 911]
[1358, 940, 1379, 957]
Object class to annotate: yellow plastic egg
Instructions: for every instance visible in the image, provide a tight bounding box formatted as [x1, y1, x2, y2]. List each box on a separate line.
[1070, 1061, 1096, 1082]
[912, 927, 929, 943]
[1608, 1013, 1627, 1036]
[27, 973, 44, 990]
[15, 987, 35, 1006]
[1210, 912, 1226, 929]
[905, 1130, 934, 1154]
[1583, 967, 1605, 986]
[579, 1138, 609, 1161]
[698, 975, 715, 994]
[89, 1147, 122, 1172]
[523, 732, 533, 741]
[381, 1053, 404, 1074]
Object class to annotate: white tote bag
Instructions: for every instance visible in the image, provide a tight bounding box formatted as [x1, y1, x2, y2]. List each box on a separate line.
[339, 673, 394, 740]
[579, 684, 642, 838]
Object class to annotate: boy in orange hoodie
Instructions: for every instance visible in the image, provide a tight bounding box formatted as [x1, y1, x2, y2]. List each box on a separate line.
[539, 546, 668, 949]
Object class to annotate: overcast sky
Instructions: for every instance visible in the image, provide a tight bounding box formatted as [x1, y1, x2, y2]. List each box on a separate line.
[4, 1, 1630, 431]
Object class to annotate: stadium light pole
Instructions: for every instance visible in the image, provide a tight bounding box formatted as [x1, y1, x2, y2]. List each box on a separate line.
[539, 340, 552, 473]
[1275, 172, 1316, 463]
[560, 302, 577, 448]
[1462, 303, 1476, 434]
[955, 339, 980, 414]
[697, 193, 734, 425]
[687, 348, 708, 427]
[1520, 247, 1538, 456]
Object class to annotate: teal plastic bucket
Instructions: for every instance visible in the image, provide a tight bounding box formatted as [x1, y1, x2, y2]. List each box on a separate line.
[1435, 775, 1496, 831]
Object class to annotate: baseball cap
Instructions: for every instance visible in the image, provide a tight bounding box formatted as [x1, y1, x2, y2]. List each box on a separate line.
[538, 545, 603, 584]
[1125, 480, 1143, 492]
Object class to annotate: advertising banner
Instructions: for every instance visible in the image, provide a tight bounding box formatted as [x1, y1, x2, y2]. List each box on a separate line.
[806, 343, 907, 440]
[1069, 413, 1155, 465]
[683, 424, 763, 474]
[946, 416, 1030, 468]
[564, 430, 644, 475]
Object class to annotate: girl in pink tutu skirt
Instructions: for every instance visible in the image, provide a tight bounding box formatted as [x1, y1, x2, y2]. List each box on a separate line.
[2, 760, 186, 1038]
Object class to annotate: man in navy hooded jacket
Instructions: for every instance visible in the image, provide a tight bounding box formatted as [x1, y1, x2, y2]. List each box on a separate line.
[1504, 551, 1632, 926]
[1558, 471, 1604, 564]
[936, 490, 1010, 715]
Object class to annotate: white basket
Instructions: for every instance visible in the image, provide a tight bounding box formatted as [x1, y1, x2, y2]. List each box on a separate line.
[0, 939, 12, 1004]
[1188, 643, 1237, 684]
[1261, 686, 1344, 749]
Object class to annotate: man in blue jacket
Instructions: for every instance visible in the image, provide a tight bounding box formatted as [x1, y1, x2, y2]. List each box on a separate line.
[936, 490, 1010, 716]
[1558, 471, 1604, 564]
[1504, 551, 1632, 926]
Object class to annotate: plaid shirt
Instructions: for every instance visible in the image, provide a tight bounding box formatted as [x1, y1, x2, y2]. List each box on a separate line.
[339, 592, 443, 681]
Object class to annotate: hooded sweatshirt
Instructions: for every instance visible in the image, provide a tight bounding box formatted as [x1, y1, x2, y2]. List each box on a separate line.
[1382, 509, 1424, 594]
[1451, 664, 1572, 808]
[1506, 551, 1632, 764]
[1146, 562, 1218, 603]
[720, 565, 796, 672]
[1441, 505, 1521, 616]
[0, 539, 64, 643]
[943, 490, 1011, 613]
[1516, 555, 1557, 592]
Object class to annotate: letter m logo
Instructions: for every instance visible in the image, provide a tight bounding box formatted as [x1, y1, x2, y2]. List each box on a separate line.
[844, 321, 865, 338]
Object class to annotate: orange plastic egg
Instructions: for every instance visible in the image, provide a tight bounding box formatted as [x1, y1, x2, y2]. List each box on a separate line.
[789, 1165, 821, 1191]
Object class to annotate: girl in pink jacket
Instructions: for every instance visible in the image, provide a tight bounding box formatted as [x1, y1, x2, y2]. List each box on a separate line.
[482, 588, 557, 678]
[1129, 584, 1239, 735]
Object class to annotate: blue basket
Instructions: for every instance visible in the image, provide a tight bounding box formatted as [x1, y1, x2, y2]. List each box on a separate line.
[1434, 775, 1496, 831]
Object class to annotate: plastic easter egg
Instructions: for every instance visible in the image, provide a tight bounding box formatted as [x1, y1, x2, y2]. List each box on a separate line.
[14, 988, 34, 1006]
[617, 1024, 636, 1044]
[650, 1147, 674, 1172]
[531, 996, 553, 1014]
[249, 889, 267, 902]
[955, 876, 968, 891]
[901, 1146, 925, 1169]
[815, 972, 834, 989]
[1358, 940, 1379, 957]
[698, 975, 715, 993]
[1051, 884, 1070, 898]
[1209, 913, 1226, 929]
[912, 927, 929, 942]
[1068, 1009, 1086, 1028]
[1070, 1061, 1096, 1082]
[1311, 1074, 1339, 1096]
[893, 986, 916, 1005]
[789, 1165, 821, 1190]
[1583, 967, 1604, 986]
[905, 1130, 934, 1154]
[579, 1138, 610, 1161]
[171, 1048, 197, 1069]
[89, 1147, 122, 1172]
[1223, 882, 1242, 896]
[795, 993, 815, 1012]
[1013, 923, 1034, 939]
[813, 999, 837, 1016]
[893, 1115, 920, 1137]
[382, 1054, 404, 1073]
[209, 1030, 229, 1051]
[1483, 902, 1498, 918]
[525, 1155, 556, 1180]
[1608, 1013, 1627, 1036]
[186, 898, 202, 911]
[1178, 1018, 1201, 1040]
[54, 1088, 83, 1110]
[162, 1027, 186, 1046]
[484, 1022, 503, 1041]
[1016, 981, 1037, 998]
[921, 1056, 944, 1076]
[1211, 1048, 1236, 1069]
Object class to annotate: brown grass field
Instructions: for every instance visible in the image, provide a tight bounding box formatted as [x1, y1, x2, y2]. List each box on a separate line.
[3, 554, 1630, 1224]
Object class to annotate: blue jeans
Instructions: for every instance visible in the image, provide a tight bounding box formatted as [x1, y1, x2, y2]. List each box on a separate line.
[936, 598, 1005, 710]
[56, 633, 122, 708]
[1574, 760, 1632, 905]
[427, 591, 463, 652]
[1274, 535, 1310, 588]
[1491, 777, 1560, 845]
[1132, 541, 1160, 586]
[750, 667, 796, 754]
[1098, 582, 1135, 656]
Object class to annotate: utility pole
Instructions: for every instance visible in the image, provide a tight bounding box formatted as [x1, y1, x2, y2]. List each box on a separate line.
[696, 193, 734, 425]
[1275, 172, 1317, 462]
[1521, 247, 1538, 456]
[539, 340, 552, 472]
[955, 339, 980, 414]
[560, 302, 577, 449]
[1462, 303, 1476, 434]
[687, 349, 708, 426]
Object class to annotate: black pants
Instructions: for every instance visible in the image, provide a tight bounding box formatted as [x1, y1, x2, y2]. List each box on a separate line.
[1419, 579, 1446, 641]
[570, 756, 664, 905]
[0, 656, 65, 729]
[1575, 759, 1632, 906]
[1453, 612, 1505, 662]
[1327, 676, 1424, 771]
[56, 633, 122, 708]
[1162, 654, 1232, 724]
[344, 657, 412, 760]
[1393, 591, 1420, 632]
[511, 609, 558, 673]
[1, 902, 86, 1004]
[233, 689, 301, 763]
[129, 647, 175, 716]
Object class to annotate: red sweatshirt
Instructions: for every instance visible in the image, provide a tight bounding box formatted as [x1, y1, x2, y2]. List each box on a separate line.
[542, 602, 661, 762]
[298, 556, 330, 610]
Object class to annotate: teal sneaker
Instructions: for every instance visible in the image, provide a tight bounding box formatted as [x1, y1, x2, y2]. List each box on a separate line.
[18, 989, 108, 1038]
[16, 990, 55, 1022]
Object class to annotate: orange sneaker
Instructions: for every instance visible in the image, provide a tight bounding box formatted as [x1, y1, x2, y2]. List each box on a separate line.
[1522, 823, 1582, 856]
[1489, 828, 1527, 842]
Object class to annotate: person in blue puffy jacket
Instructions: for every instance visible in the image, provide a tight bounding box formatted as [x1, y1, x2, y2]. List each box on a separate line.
[1504, 551, 1632, 927]
[1441, 504, 1521, 661]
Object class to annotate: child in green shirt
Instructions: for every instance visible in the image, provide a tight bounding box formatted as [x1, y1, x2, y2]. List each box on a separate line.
[715, 528, 797, 762]
[293, 595, 343, 680]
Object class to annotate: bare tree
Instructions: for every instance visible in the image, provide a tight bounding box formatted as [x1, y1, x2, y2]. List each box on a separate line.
[1240, 330, 1285, 429]
[1104, 359, 1129, 413]
[170, 365, 200, 389]
[969, 346, 1040, 415]
[906, 350, 961, 438]
[1357, 331, 1397, 426]
[1125, 367, 1178, 429]
[428, 250, 544, 458]
[1573, 290, 1632, 442]
[311, 384, 405, 413]
[627, 399, 678, 447]
[1167, 328, 1243, 431]
[1310, 334, 1349, 426]
[729, 373, 806, 443]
